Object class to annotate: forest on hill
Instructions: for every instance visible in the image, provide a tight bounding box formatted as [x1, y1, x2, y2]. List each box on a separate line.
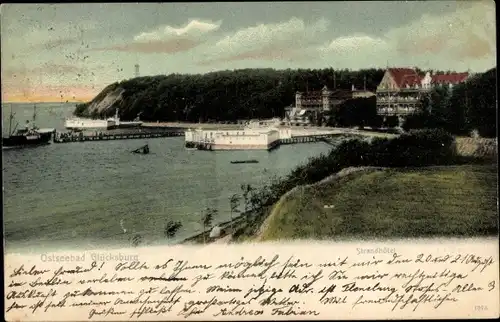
[75, 66, 496, 137]
[75, 68, 386, 121]
[403, 67, 496, 137]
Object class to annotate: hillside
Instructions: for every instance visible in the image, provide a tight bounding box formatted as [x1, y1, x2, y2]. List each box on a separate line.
[74, 68, 386, 121]
[254, 164, 498, 242]
[74, 66, 496, 136]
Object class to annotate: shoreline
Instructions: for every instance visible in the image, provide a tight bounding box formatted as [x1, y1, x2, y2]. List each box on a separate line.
[4, 127, 495, 250]
[142, 122, 400, 139]
[5, 163, 497, 251]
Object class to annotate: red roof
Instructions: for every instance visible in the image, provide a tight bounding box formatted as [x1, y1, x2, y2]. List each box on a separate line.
[431, 72, 469, 84]
[388, 68, 422, 88]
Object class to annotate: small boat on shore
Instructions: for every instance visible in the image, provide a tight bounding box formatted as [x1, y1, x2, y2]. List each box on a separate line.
[230, 160, 259, 164]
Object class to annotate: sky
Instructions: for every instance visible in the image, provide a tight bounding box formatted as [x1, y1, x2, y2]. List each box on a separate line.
[1, 1, 496, 102]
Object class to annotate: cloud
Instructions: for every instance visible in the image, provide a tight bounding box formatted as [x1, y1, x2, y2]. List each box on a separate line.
[456, 32, 494, 60]
[199, 43, 315, 66]
[387, 1, 495, 59]
[319, 35, 388, 54]
[94, 19, 220, 54]
[215, 17, 327, 50]
[134, 19, 221, 41]
[317, 1, 496, 71]
[92, 38, 200, 54]
[32, 37, 80, 50]
[3, 63, 103, 78]
[198, 17, 329, 65]
[316, 34, 393, 70]
[23, 21, 96, 50]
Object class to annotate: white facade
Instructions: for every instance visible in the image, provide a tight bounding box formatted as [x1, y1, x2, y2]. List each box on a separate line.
[420, 72, 432, 89]
[185, 125, 292, 150]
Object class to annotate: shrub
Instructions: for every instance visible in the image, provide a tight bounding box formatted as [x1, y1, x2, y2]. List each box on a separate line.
[384, 116, 400, 128]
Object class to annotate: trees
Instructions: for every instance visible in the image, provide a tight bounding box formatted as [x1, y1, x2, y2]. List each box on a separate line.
[74, 67, 495, 137]
[202, 207, 217, 243]
[403, 68, 496, 137]
[130, 234, 143, 247]
[164, 220, 182, 239]
[229, 194, 240, 234]
[75, 68, 386, 122]
[464, 68, 496, 137]
[325, 97, 377, 128]
[240, 184, 253, 223]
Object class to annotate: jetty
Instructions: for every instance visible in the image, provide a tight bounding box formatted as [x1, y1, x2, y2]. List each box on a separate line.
[279, 133, 343, 145]
[54, 129, 183, 143]
[183, 124, 396, 151]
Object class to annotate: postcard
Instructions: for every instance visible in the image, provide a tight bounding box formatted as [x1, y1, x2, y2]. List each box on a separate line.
[2, 1, 498, 321]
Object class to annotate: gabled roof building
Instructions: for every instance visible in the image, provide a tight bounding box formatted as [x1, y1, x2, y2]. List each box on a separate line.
[376, 67, 469, 117]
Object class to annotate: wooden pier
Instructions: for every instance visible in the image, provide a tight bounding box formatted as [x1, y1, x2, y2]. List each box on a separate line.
[279, 133, 342, 145]
[185, 133, 344, 151]
[54, 130, 184, 143]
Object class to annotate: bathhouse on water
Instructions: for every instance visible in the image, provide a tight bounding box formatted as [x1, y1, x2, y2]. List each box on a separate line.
[185, 120, 292, 151]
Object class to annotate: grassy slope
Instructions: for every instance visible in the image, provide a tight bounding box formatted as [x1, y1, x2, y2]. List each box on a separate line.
[256, 164, 498, 241]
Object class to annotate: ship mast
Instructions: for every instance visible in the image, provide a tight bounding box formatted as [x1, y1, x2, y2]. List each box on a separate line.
[33, 104, 37, 129]
[8, 104, 14, 135]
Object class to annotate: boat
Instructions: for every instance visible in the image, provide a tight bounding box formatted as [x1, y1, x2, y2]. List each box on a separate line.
[64, 107, 117, 130]
[2, 104, 55, 149]
[131, 144, 149, 154]
[64, 108, 142, 130]
[230, 160, 259, 164]
[64, 117, 115, 130]
[116, 113, 143, 129]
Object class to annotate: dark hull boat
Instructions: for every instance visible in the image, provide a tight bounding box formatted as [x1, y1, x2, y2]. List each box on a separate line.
[3, 130, 53, 148]
[230, 160, 259, 164]
[2, 104, 55, 149]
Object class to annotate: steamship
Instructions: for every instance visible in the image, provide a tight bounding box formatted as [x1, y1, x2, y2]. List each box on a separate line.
[2, 104, 55, 149]
[64, 108, 142, 130]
